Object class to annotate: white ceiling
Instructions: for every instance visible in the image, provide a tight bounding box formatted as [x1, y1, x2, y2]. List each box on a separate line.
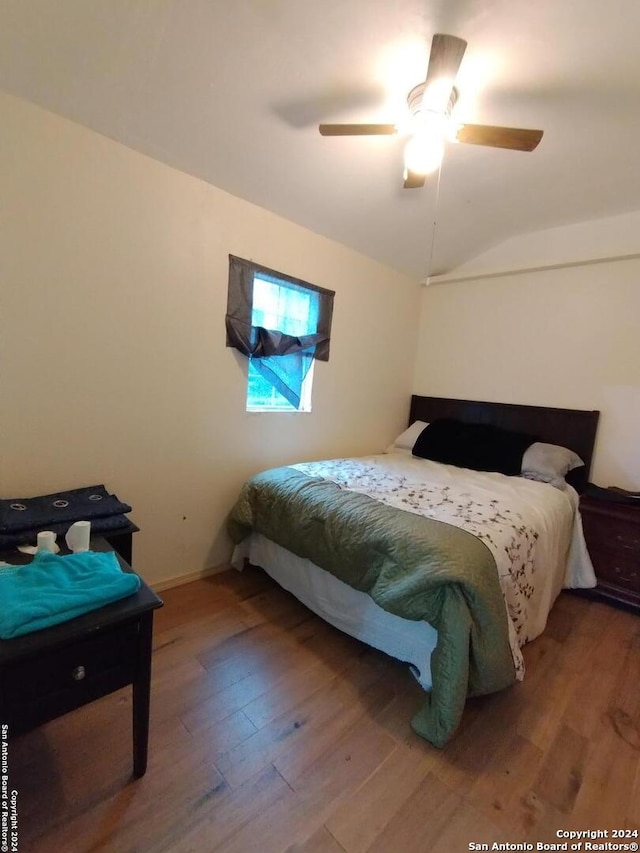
[2, 0, 640, 279]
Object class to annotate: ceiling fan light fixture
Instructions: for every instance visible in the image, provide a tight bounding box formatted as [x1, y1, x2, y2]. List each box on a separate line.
[404, 127, 445, 176]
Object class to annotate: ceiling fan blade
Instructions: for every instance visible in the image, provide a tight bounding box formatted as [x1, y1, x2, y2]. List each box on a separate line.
[456, 124, 544, 151]
[319, 123, 397, 136]
[425, 34, 468, 86]
[403, 170, 426, 189]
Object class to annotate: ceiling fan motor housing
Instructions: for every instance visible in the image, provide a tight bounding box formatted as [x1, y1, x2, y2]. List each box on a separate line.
[407, 82, 459, 119]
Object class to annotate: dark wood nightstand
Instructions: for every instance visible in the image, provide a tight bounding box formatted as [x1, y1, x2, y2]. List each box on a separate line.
[0, 539, 162, 777]
[580, 495, 640, 612]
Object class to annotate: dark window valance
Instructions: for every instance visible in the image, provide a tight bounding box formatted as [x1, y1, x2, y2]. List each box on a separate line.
[225, 255, 334, 362]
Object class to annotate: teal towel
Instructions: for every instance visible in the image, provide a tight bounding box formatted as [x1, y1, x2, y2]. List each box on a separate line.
[0, 550, 141, 639]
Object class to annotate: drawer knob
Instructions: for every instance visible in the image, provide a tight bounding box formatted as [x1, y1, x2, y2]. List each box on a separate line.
[72, 665, 86, 681]
[615, 533, 640, 548]
[614, 566, 637, 584]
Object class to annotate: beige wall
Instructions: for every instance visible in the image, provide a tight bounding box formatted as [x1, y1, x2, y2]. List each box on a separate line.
[414, 262, 640, 489]
[1, 92, 420, 586]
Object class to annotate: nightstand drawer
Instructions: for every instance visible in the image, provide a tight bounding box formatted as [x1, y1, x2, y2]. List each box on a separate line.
[589, 547, 640, 594]
[582, 512, 640, 553]
[2, 622, 138, 733]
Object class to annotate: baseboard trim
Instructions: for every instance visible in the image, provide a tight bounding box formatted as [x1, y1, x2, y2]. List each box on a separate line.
[152, 563, 230, 593]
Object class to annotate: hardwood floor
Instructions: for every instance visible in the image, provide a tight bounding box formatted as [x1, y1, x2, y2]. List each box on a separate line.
[10, 567, 640, 852]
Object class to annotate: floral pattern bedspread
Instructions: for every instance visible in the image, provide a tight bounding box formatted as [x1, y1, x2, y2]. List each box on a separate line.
[293, 454, 576, 680]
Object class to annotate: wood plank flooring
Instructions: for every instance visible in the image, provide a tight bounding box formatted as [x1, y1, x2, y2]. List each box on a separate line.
[10, 567, 640, 852]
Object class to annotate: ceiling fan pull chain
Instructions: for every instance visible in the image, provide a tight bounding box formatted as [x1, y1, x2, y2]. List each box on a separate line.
[425, 162, 443, 284]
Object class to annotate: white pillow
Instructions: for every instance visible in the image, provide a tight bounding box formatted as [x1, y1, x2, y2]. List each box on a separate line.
[521, 442, 584, 489]
[386, 420, 429, 454]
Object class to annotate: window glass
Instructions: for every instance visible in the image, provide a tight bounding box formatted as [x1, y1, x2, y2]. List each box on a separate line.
[247, 274, 318, 412]
[247, 360, 314, 412]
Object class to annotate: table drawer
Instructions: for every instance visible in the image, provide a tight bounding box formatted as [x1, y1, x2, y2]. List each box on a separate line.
[1, 622, 138, 732]
[589, 547, 640, 594]
[583, 513, 640, 553]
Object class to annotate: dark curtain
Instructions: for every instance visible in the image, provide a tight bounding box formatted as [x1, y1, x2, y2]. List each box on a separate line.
[225, 255, 334, 361]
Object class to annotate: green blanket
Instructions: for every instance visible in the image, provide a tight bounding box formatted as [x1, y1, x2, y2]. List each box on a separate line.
[228, 466, 516, 746]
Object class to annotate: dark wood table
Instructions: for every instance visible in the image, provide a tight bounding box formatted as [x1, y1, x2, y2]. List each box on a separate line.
[0, 537, 162, 777]
[580, 494, 640, 613]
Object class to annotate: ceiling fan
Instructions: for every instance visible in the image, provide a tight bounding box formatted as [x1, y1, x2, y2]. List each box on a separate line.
[319, 34, 544, 189]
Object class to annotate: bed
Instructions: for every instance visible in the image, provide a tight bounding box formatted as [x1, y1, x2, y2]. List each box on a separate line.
[229, 396, 600, 746]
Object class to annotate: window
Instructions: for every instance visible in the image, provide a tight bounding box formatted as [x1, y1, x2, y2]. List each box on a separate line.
[226, 256, 334, 413]
[247, 360, 315, 412]
[247, 274, 318, 412]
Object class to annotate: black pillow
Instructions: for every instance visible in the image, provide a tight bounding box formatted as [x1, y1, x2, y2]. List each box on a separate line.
[412, 418, 537, 476]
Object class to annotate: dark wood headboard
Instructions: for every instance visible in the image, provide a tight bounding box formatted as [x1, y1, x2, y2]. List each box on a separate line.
[408, 396, 600, 492]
